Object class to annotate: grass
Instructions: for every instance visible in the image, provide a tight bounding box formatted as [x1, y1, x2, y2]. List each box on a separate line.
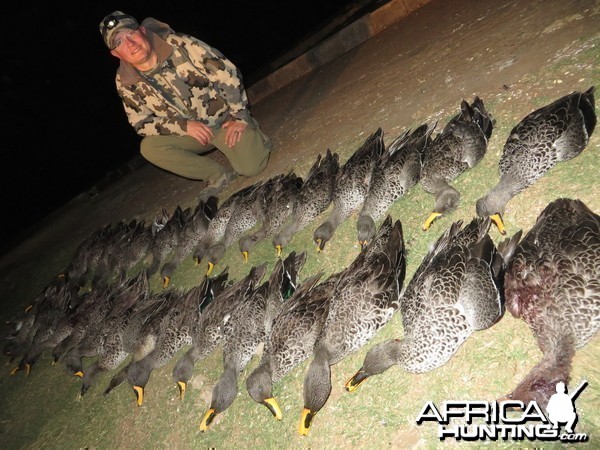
[1, 9, 600, 450]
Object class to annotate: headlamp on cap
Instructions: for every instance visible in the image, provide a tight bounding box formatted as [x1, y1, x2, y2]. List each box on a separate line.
[99, 11, 139, 49]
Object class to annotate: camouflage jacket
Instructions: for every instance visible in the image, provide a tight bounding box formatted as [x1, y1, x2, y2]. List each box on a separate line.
[115, 18, 252, 137]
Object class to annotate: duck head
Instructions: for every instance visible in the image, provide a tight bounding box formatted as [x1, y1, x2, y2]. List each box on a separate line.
[476, 193, 509, 235]
[246, 364, 283, 420]
[313, 222, 335, 252]
[422, 186, 460, 231]
[357, 214, 376, 251]
[199, 368, 238, 432]
[206, 244, 226, 276]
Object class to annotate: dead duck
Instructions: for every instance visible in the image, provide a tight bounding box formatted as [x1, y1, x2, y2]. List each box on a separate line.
[171, 264, 267, 400]
[198, 181, 267, 274]
[61, 270, 149, 380]
[91, 219, 147, 289]
[206, 176, 290, 274]
[357, 123, 435, 249]
[160, 197, 218, 288]
[502, 198, 600, 409]
[273, 149, 339, 257]
[345, 218, 517, 399]
[421, 97, 494, 231]
[199, 252, 305, 431]
[193, 185, 256, 264]
[59, 223, 113, 287]
[313, 128, 385, 252]
[299, 216, 405, 436]
[204, 182, 270, 275]
[146, 206, 186, 278]
[121, 272, 226, 405]
[476, 87, 596, 234]
[50, 281, 122, 365]
[108, 220, 153, 281]
[77, 273, 161, 397]
[239, 172, 303, 262]
[246, 271, 337, 421]
[9, 278, 81, 375]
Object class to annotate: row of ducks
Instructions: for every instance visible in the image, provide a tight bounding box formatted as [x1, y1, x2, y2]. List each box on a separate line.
[61, 196, 219, 289]
[3, 86, 598, 437]
[4, 198, 599, 437]
[57, 86, 595, 292]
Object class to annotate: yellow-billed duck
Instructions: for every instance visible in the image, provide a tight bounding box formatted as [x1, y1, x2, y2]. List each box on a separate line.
[357, 123, 435, 249]
[476, 87, 596, 234]
[273, 149, 339, 257]
[246, 271, 338, 421]
[171, 264, 267, 400]
[345, 218, 517, 401]
[199, 252, 306, 431]
[313, 128, 385, 251]
[421, 97, 494, 231]
[299, 216, 405, 435]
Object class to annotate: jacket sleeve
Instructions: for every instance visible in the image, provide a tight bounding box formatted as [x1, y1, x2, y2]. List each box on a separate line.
[182, 36, 252, 125]
[116, 76, 189, 137]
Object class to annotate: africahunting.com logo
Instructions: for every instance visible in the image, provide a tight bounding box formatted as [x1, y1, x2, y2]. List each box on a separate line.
[416, 381, 589, 442]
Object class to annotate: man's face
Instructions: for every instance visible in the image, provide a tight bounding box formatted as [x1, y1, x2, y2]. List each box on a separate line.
[110, 27, 153, 65]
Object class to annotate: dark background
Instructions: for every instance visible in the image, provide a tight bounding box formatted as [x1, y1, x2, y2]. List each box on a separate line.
[1, 1, 383, 252]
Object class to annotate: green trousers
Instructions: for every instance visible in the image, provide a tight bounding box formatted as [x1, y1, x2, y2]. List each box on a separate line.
[140, 120, 271, 182]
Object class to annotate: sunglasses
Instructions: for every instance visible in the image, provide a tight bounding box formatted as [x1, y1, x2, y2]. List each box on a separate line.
[112, 29, 141, 50]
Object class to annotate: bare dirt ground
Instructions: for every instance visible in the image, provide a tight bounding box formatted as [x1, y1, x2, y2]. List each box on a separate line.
[1, 0, 599, 448]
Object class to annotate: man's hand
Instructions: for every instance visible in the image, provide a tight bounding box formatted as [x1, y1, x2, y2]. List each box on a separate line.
[187, 120, 214, 145]
[222, 121, 247, 148]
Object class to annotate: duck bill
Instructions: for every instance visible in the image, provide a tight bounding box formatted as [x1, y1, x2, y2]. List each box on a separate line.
[422, 212, 442, 231]
[298, 408, 316, 436]
[242, 251, 249, 263]
[315, 239, 323, 253]
[133, 385, 144, 406]
[345, 370, 369, 392]
[490, 213, 506, 235]
[262, 397, 283, 421]
[359, 240, 369, 251]
[275, 244, 283, 258]
[177, 381, 186, 401]
[199, 408, 217, 432]
[74, 370, 84, 378]
[315, 237, 329, 252]
[206, 262, 215, 276]
[162, 276, 171, 289]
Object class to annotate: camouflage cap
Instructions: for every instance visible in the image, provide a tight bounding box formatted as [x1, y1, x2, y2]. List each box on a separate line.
[99, 11, 139, 49]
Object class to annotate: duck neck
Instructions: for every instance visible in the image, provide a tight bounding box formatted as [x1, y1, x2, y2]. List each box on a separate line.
[303, 350, 332, 413]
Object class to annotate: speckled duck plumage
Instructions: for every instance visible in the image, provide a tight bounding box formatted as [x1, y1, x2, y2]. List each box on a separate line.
[420, 97, 494, 230]
[273, 149, 339, 256]
[357, 123, 435, 248]
[313, 128, 385, 251]
[199, 252, 306, 430]
[300, 216, 405, 435]
[476, 87, 596, 234]
[345, 218, 514, 399]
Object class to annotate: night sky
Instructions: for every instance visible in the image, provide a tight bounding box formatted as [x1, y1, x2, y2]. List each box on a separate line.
[2, 1, 375, 249]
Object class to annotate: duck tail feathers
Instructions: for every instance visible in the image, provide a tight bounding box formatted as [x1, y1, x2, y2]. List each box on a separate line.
[579, 86, 597, 138]
[497, 229, 523, 266]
